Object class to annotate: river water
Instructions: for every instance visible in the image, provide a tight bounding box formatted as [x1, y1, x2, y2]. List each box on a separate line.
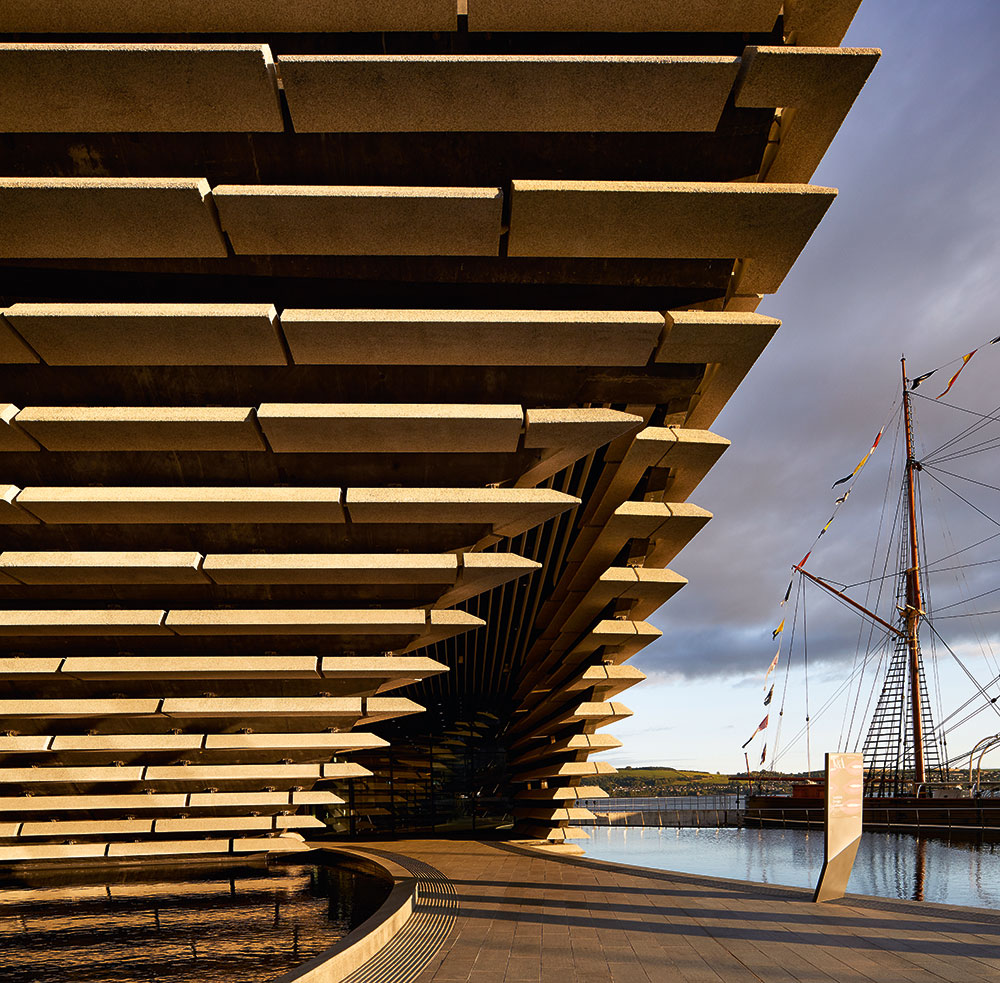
[0, 859, 388, 983]
[580, 826, 1000, 909]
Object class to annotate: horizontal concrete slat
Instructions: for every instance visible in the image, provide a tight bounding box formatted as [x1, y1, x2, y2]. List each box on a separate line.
[0, 696, 421, 720]
[0, 551, 206, 585]
[256, 403, 524, 453]
[507, 180, 837, 293]
[279, 309, 664, 366]
[16, 407, 265, 451]
[164, 609, 428, 635]
[0, 733, 384, 753]
[3, 303, 286, 366]
[344, 488, 580, 536]
[0, 178, 228, 259]
[14, 487, 346, 524]
[655, 310, 780, 429]
[0, 44, 283, 132]
[0, 0, 456, 33]
[0, 791, 343, 812]
[55, 655, 322, 678]
[0, 610, 167, 635]
[466, 0, 782, 32]
[0, 486, 39, 525]
[213, 185, 504, 256]
[735, 46, 881, 183]
[203, 553, 458, 585]
[279, 54, 739, 132]
[0, 404, 39, 452]
[0, 317, 39, 364]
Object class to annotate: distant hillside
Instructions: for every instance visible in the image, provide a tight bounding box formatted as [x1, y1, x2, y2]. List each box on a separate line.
[596, 766, 732, 795]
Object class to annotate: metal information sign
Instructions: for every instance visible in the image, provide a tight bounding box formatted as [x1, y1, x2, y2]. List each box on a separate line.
[813, 751, 863, 903]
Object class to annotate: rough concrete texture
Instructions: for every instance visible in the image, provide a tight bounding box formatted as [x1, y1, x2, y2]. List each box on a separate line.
[58, 655, 320, 677]
[279, 54, 739, 133]
[256, 403, 524, 453]
[467, 0, 781, 32]
[0, 317, 38, 363]
[0, 609, 168, 635]
[0, 487, 40, 525]
[15, 486, 346, 524]
[0, 178, 228, 258]
[523, 408, 642, 448]
[202, 553, 459, 585]
[164, 608, 428, 635]
[0, 44, 284, 132]
[344, 488, 580, 533]
[4, 303, 285, 366]
[784, 0, 864, 46]
[16, 406, 265, 451]
[0, 405, 40, 452]
[736, 46, 880, 182]
[279, 308, 664, 366]
[0, 551, 206, 585]
[0, 0, 455, 33]
[507, 180, 837, 294]
[212, 185, 503, 256]
[657, 310, 781, 429]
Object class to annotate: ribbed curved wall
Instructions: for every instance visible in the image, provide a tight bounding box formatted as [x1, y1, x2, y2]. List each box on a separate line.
[0, 0, 876, 859]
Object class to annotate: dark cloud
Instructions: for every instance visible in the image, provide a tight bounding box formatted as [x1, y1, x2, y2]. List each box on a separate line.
[634, 0, 1000, 692]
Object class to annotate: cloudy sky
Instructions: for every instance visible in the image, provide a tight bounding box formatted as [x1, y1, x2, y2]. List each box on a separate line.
[605, 0, 1000, 775]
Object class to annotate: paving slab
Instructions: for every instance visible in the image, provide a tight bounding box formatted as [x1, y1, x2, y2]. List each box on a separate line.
[339, 839, 1000, 983]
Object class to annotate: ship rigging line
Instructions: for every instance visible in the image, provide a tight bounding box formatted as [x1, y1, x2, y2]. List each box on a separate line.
[920, 469, 1000, 529]
[770, 632, 892, 769]
[925, 620, 1000, 727]
[928, 582, 1000, 614]
[921, 464, 1000, 496]
[910, 389, 1000, 444]
[937, 667, 1000, 733]
[843, 409, 905, 751]
[835, 554, 1000, 590]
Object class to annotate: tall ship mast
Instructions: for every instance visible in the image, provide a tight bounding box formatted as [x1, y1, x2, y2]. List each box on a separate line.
[745, 345, 1000, 826]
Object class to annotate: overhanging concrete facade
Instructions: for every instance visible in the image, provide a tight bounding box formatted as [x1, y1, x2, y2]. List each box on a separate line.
[0, 1, 876, 861]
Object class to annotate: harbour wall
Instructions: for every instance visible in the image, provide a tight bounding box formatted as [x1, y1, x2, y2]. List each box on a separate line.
[572, 795, 742, 828]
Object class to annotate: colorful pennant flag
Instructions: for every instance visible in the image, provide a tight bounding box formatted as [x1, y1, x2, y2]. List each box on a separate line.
[798, 550, 812, 569]
[780, 579, 793, 606]
[764, 684, 774, 707]
[742, 714, 769, 748]
[910, 369, 936, 390]
[763, 650, 779, 686]
[772, 619, 785, 640]
[937, 350, 977, 399]
[832, 426, 885, 488]
[835, 488, 851, 505]
[991, 334, 1000, 345]
[760, 743, 767, 766]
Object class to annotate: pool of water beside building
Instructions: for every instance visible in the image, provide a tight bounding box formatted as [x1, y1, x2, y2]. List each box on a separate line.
[580, 825, 1000, 909]
[0, 858, 389, 983]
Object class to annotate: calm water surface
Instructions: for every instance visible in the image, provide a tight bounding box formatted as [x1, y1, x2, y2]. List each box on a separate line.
[0, 860, 388, 983]
[581, 826, 1000, 909]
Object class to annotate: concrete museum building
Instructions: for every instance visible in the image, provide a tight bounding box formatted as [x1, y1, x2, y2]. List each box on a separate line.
[0, 0, 876, 861]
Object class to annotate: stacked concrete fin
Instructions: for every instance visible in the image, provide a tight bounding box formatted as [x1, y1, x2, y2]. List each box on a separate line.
[0, 0, 876, 857]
